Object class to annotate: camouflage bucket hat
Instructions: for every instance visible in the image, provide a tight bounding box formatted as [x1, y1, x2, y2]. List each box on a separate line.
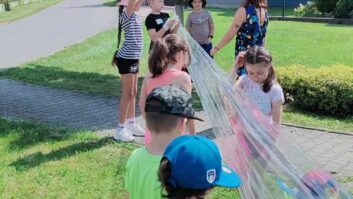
[145, 85, 203, 121]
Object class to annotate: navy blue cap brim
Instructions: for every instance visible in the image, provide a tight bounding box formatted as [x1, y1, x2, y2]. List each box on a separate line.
[215, 164, 241, 188]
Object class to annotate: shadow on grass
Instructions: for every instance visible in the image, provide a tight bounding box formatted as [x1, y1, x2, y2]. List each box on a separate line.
[0, 63, 202, 109]
[324, 23, 353, 28]
[0, 118, 80, 150]
[1, 64, 124, 96]
[9, 137, 113, 171]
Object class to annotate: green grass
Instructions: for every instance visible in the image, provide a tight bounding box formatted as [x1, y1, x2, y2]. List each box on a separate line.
[0, 118, 239, 198]
[1, 8, 353, 132]
[283, 109, 353, 133]
[0, 118, 134, 198]
[0, 0, 63, 24]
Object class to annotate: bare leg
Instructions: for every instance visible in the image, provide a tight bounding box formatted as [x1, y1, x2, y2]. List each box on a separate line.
[126, 73, 138, 120]
[118, 73, 137, 124]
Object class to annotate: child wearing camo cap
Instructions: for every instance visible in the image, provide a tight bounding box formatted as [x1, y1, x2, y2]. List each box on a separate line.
[125, 85, 203, 199]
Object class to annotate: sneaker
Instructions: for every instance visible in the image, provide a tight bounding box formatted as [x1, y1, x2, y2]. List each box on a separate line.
[113, 128, 135, 142]
[126, 123, 145, 137]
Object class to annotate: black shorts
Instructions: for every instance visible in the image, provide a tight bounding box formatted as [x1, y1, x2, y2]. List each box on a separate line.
[116, 58, 139, 74]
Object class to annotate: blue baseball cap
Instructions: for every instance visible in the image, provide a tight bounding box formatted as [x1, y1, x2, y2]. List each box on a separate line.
[163, 135, 241, 189]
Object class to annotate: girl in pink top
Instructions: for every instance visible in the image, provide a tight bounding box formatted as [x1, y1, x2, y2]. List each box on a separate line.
[139, 34, 195, 145]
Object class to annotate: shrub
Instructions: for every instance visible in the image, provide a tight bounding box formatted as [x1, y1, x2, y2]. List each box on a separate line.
[277, 65, 353, 117]
[313, 0, 339, 13]
[294, 1, 322, 17]
[334, 0, 353, 18]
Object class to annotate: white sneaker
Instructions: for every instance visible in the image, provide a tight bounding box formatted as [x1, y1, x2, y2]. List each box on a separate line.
[126, 123, 145, 137]
[113, 128, 135, 142]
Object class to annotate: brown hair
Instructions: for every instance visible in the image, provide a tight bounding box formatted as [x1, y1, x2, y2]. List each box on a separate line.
[241, 0, 267, 8]
[111, 5, 125, 66]
[148, 34, 189, 77]
[188, 0, 207, 8]
[158, 158, 211, 199]
[145, 110, 182, 134]
[244, 46, 276, 93]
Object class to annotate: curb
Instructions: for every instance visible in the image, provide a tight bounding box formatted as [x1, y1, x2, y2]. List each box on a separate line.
[282, 123, 353, 136]
[270, 16, 353, 25]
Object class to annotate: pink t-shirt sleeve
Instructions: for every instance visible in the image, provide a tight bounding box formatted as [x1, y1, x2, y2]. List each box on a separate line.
[270, 84, 284, 104]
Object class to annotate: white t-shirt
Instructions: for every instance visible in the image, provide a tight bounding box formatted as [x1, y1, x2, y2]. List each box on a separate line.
[237, 75, 284, 117]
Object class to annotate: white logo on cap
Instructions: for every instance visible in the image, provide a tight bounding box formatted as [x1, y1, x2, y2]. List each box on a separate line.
[207, 169, 216, 184]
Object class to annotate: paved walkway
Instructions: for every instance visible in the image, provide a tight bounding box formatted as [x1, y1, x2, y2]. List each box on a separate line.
[0, 0, 173, 68]
[1, 78, 353, 186]
[0, 0, 117, 68]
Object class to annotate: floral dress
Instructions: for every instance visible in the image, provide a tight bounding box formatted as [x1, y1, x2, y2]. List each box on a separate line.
[235, 4, 269, 57]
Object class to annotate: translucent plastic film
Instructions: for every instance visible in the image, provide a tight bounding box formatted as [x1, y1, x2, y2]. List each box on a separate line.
[177, 26, 353, 199]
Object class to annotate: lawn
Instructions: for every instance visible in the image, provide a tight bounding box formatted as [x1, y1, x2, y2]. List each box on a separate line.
[0, 118, 239, 198]
[0, 0, 63, 24]
[1, 8, 353, 133]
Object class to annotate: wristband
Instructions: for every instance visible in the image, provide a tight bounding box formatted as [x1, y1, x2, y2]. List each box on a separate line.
[209, 35, 213, 39]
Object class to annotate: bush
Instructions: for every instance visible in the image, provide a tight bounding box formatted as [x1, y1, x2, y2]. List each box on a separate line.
[334, 0, 353, 18]
[314, 0, 339, 13]
[277, 65, 353, 117]
[294, 1, 322, 17]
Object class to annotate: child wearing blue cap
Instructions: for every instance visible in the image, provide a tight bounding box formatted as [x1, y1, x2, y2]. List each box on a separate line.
[125, 85, 203, 199]
[158, 135, 241, 198]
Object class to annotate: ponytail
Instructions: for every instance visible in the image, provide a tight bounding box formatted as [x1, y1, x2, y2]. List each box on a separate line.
[148, 39, 169, 77]
[111, 5, 125, 66]
[148, 34, 189, 78]
[263, 65, 276, 93]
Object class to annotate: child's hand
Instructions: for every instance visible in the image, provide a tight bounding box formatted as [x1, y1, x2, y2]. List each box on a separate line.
[234, 51, 246, 68]
[206, 37, 212, 44]
[210, 47, 218, 56]
[230, 52, 246, 80]
[164, 19, 177, 31]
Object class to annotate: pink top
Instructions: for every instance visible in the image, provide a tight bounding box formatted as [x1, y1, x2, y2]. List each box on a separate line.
[144, 68, 187, 145]
[145, 68, 187, 94]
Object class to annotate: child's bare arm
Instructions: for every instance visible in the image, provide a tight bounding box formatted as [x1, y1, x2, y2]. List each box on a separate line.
[148, 28, 167, 43]
[271, 101, 283, 125]
[126, 0, 141, 17]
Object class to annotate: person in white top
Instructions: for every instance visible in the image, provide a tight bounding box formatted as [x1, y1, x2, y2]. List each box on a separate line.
[232, 47, 284, 125]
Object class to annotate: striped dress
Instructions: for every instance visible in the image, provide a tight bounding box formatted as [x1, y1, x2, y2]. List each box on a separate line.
[117, 10, 144, 60]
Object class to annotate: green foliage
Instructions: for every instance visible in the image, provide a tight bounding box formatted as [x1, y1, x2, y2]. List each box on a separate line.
[334, 0, 353, 18]
[313, 0, 339, 13]
[277, 65, 353, 117]
[294, 1, 322, 17]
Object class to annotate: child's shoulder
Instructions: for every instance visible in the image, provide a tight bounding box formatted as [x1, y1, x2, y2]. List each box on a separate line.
[270, 83, 283, 92]
[128, 147, 146, 162]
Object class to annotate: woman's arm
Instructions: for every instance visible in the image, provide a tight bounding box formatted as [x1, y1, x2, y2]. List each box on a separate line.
[271, 101, 283, 125]
[210, 7, 246, 56]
